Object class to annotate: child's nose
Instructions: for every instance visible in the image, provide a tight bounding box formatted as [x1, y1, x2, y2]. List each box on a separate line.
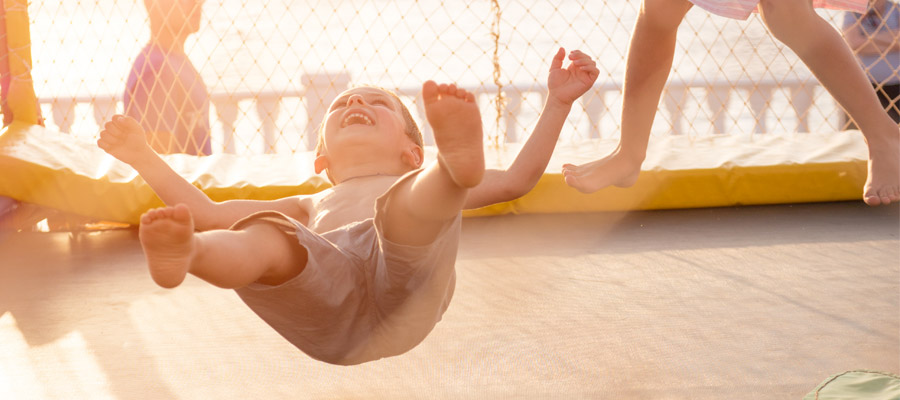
[346, 94, 366, 106]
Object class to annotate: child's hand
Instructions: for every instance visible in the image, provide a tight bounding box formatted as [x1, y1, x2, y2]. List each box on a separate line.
[547, 48, 599, 107]
[97, 115, 154, 164]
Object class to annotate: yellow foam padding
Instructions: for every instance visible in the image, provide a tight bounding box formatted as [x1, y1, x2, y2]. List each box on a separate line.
[468, 130, 868, 216]
[4, 0, 41, 125]
[0, 122, 330, 225]
[0, 121, 867, 224]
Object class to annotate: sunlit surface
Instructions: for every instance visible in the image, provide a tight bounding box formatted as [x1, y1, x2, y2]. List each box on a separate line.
[0, 202, 897, 399]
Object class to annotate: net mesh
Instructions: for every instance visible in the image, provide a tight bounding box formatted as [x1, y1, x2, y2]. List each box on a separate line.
[20, 0, 900, 156]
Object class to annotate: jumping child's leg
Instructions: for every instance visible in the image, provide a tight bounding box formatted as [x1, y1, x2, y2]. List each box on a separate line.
[139, 204, 307, 288]
[380, 81, 484, 246]
[563, 0, 693, 193]
[758, 0, 900, 205]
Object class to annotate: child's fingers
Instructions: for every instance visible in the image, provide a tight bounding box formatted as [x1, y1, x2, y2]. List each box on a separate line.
[102, 119, 119, 132]
[97, 137, 116, 152]
[571, 59, 595, 71]
[569, 53, 595, 64]
[578, 61, 599, 71]
[568, 49, 592, 61]
[573, 59, 599, 78]
[582, 64, 600, 78]
[571, 58, 596, 67]
[98, 132, 122, 147]
[103, 122, 125, 140]
[99, 129, 116, 144]
[550, 47, 565, 71]
[117, 114, 143, 133]
[107, 114, 125, 130]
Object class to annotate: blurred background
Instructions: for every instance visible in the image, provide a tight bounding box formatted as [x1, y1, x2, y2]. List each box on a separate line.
[22, 0, 897, 155]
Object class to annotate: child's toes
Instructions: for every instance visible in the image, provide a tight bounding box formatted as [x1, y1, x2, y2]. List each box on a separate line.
[422, 80, 439, 103]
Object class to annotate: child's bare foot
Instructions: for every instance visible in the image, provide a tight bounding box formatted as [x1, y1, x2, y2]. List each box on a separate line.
[562, 148, 642, 193]
[139, 204, 196, 288]
[422, 80, 484, 188]
[863, 129, 900, 206]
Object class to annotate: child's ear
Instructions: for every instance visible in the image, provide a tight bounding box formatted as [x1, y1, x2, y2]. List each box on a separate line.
[401, 147, 424, 168]
[314, 154, 330, 174]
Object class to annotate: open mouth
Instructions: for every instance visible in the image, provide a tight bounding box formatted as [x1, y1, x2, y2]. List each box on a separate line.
[341, 112, 374, 128]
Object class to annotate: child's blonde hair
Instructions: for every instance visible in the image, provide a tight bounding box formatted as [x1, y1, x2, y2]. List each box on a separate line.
[315, 87, 424, 154]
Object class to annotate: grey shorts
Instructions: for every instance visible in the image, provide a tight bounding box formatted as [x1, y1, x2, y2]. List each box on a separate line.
[232, 170, 461, 365]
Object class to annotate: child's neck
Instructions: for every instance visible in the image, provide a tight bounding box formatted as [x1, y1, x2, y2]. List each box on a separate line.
[329, 159, 414, 185]
[340, 172, 402, 184]
[150, 30, 188, 54]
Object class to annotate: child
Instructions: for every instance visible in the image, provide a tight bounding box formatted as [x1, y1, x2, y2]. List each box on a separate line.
[125, 0, 211, 155]
[97, 49, 598, 365]
[562, 0, 900, 206]
[841, 0, 900, 125]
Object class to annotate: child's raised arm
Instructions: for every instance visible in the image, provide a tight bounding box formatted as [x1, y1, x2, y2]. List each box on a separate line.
[464, 48, 599, 210]
[98, 115, 307, 230]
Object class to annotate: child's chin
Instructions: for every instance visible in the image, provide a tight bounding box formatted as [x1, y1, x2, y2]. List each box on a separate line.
[341, 123, 377, 131]
[331, 136, 391, 152]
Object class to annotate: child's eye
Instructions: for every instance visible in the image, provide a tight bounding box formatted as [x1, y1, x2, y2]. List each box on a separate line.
[373, 99, 392, 108]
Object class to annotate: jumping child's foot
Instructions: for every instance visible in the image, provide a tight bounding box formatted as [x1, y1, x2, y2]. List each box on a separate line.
[422, 80, 484, 188]
[139, 204, 196, 288]
[562, 148, 642, 193]
[863, 129, 900, 206]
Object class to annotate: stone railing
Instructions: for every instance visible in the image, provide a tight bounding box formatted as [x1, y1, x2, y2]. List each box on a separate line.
[38, 73, 831, 154]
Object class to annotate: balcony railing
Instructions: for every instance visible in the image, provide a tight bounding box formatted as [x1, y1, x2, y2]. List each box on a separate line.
[38, 73, 836, 155]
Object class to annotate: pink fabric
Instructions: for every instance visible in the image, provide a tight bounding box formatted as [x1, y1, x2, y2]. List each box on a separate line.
[688, 0, 867, 20]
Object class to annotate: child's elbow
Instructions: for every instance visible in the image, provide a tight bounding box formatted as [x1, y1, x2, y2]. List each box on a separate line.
[500, 174, 540, 200]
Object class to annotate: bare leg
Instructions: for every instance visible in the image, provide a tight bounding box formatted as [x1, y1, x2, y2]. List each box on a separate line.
[759, 0, 900, 205]
[563, 0, 693, 193]
[139, 204, 306, 289]
[426, 81, 485, 188]
[381, 81, 484, 246]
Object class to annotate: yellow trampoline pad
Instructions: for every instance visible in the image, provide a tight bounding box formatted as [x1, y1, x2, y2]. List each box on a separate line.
[0, 122, 868, 224]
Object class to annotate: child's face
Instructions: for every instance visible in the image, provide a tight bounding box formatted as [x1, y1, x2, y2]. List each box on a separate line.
[147, 0, 203, 35]
[319, 87, 416, 165]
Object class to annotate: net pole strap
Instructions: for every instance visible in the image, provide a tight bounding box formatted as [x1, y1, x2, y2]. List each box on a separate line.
[2, 0, 41, 126]
[0, 0, 10, 126]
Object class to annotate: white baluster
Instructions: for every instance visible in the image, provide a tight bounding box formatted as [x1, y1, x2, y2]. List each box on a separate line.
[256, 96, 281, 154]
[503, 90, 522, 144]
[582, 87, 605, 139]
[705, 86, 730, 134]
[748, 85, 771, 134]
[302, 72, 351, 151]
[51, 98, 76, 133]
[212, 97, 239, 154]
[790, 81, 813, 133]
[663, 85, 687, 135]
[92, 97, 117, 127]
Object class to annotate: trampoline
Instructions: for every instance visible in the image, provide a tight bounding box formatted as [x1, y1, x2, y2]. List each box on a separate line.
[1, 201, 897, 399]
[2, 1, 899, 398]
